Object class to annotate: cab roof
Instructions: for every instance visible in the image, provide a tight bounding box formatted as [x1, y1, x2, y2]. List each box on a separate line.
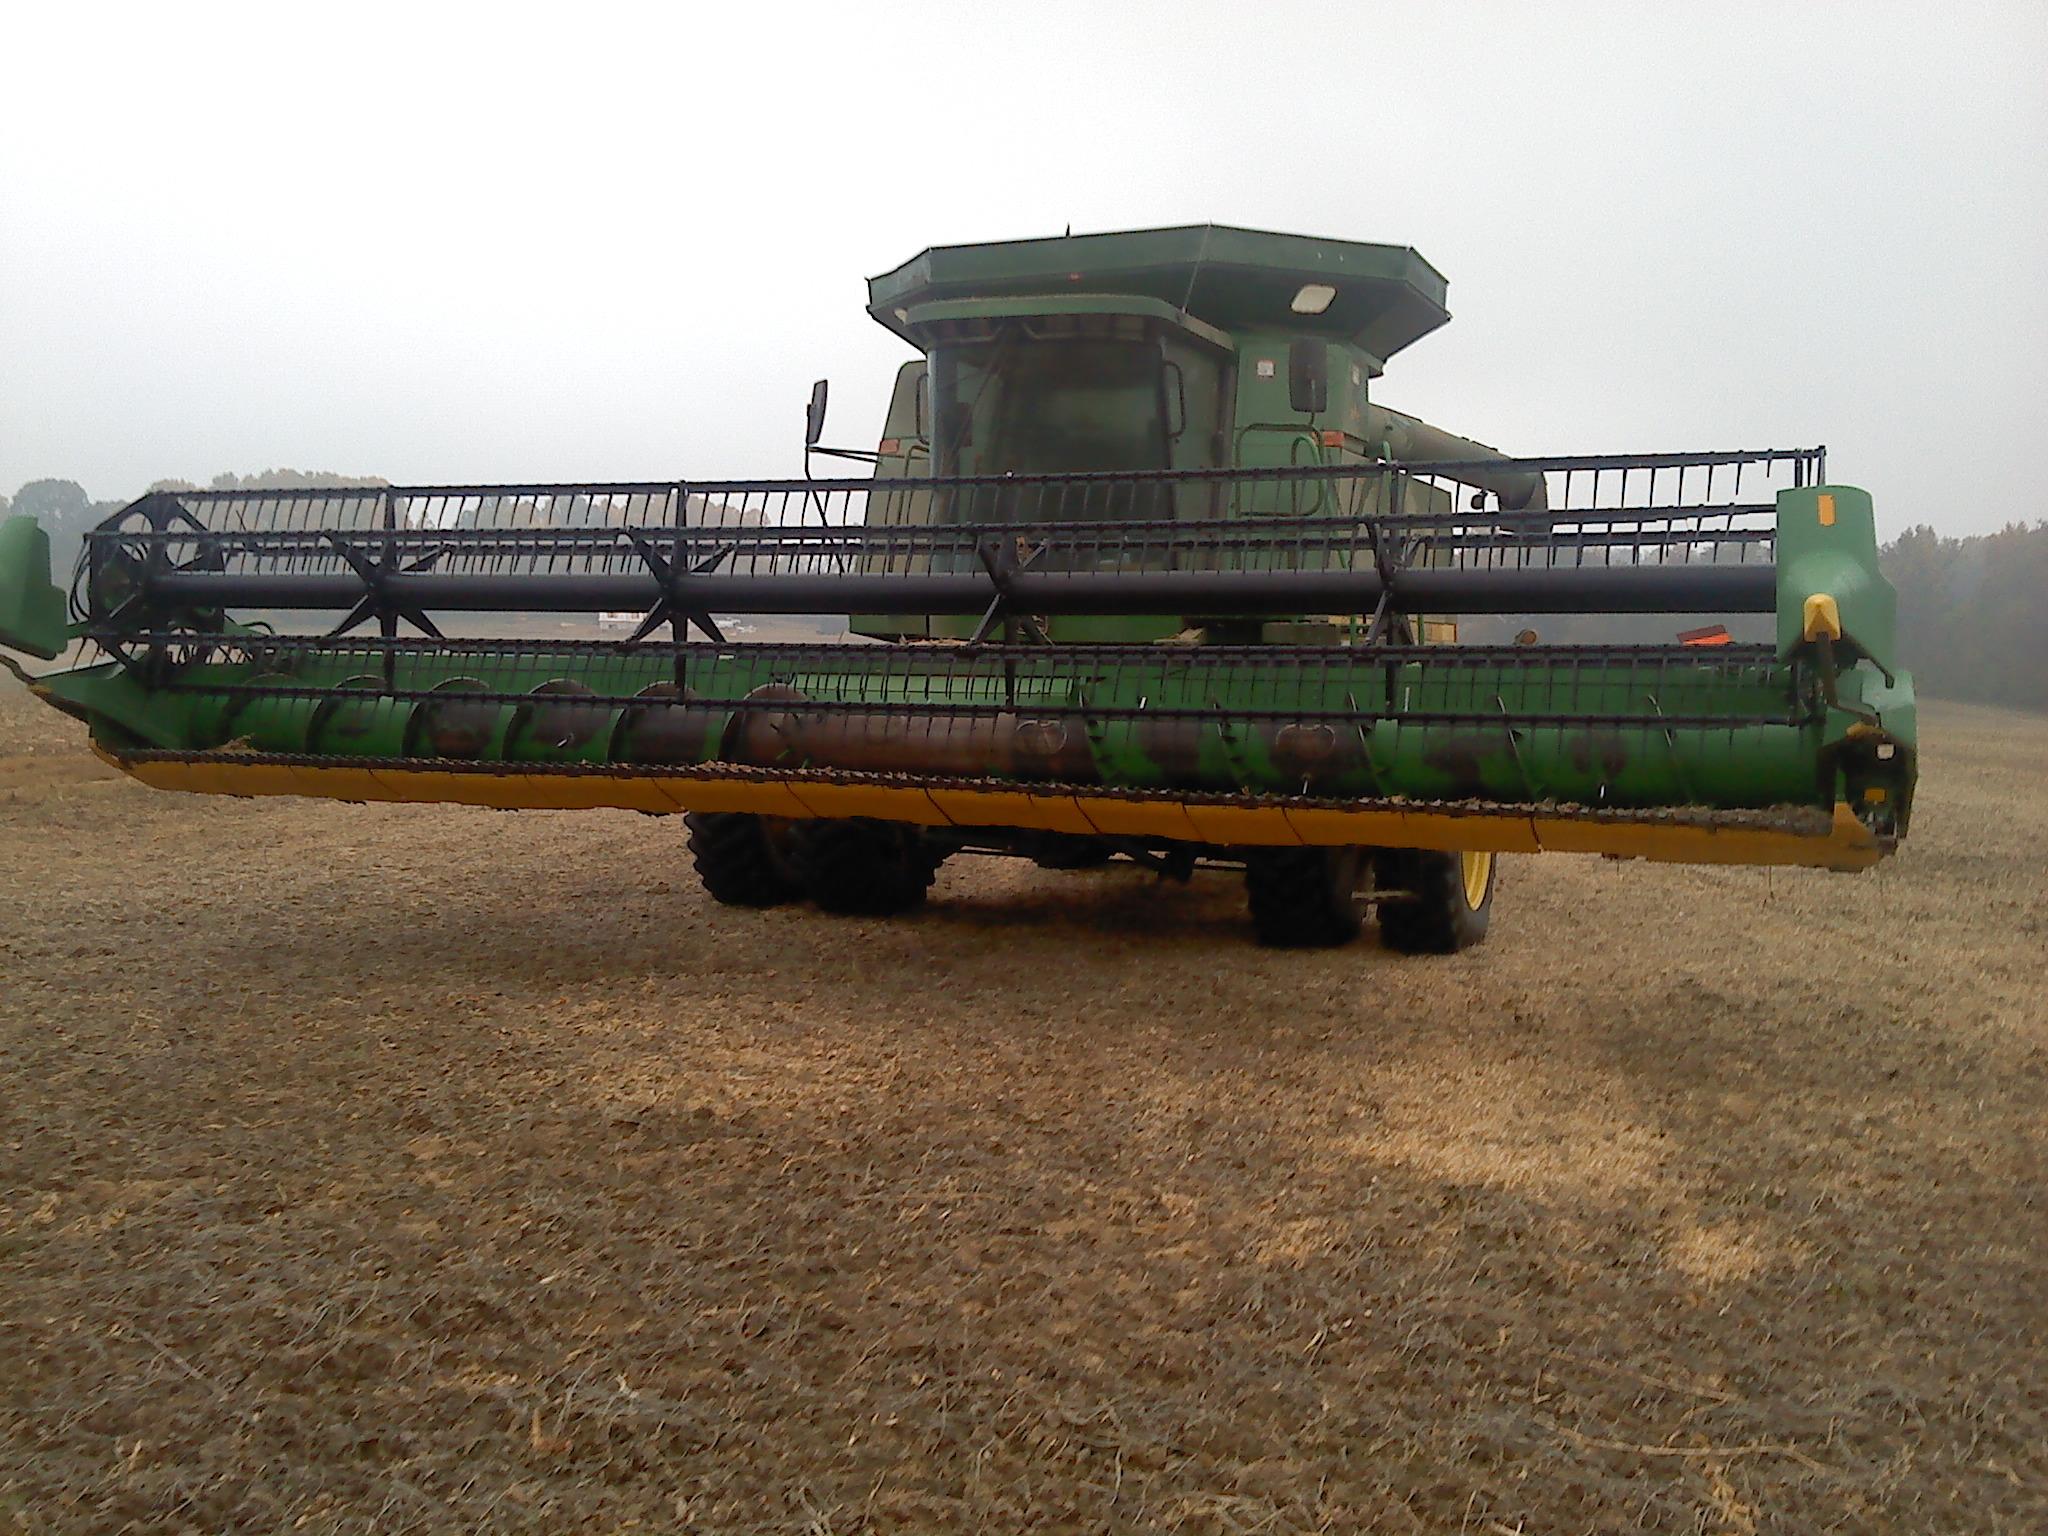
[866, 223, 1451, 362]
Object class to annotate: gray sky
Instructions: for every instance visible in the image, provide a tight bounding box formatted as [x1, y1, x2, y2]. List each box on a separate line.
[3, 1, 2042, 536]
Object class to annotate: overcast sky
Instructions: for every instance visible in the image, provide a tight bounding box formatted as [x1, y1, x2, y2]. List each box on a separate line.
[3, 1, 2042, 536]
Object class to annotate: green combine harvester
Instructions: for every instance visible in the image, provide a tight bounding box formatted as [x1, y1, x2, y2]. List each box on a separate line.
[0, 225, 1915, 951]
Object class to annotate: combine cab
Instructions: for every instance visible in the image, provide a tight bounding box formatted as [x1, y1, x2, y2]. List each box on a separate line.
[0, 225, 1915, 951]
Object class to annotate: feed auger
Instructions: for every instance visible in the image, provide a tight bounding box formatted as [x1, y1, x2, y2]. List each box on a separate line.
[0, 225, 1915, 951]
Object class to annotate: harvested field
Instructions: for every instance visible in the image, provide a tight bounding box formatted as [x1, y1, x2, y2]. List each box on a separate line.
[1, 677, 2042, 1534]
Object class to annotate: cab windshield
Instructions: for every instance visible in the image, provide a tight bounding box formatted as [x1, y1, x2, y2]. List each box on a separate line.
[938, 332, 1169, 478]
[924, 315, 1225, 524]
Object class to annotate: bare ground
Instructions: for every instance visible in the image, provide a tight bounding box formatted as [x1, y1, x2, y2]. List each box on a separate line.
[0, 678, 2041, 1534]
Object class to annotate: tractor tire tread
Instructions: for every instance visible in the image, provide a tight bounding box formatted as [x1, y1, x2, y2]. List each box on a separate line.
[685, 812, 800, 908]
[1376, 849, 1494, 954]
[1245, 847, 1366, 948]
[794, 818, 938, 916]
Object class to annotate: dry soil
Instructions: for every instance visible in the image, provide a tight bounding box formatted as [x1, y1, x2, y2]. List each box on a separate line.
[0, 678, 2042, 1533]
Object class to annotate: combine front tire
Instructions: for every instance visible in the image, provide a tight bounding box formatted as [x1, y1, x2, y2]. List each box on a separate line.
[1244, 847, 1371, 948]
[791, 817, 940, 916]
[1375, 850, 1496, 954]
[685, 812, 801, 908]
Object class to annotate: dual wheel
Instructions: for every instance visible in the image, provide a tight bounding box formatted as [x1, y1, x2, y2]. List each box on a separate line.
[687, 812, 1494, 952]
[1245, 845, 1495, 953]
[685, 812, 939, 916]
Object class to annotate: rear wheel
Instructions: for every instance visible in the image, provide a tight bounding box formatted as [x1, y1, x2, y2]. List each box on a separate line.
[1028, 833, 1116, 870]
[685, 812, 801, 908]
[791, 817, 941, 916]
[1244, 846, 1371, 948]
[1376, 849, 1496, 954]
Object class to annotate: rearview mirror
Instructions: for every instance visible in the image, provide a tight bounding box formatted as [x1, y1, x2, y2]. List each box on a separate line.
[805, 379, 829, 447]
[1288, 340, 1328, 415]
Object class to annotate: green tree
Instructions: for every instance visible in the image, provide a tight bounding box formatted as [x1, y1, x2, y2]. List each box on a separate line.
[10, 478, 90, 527]
[1881, 520, 2048, 713]
[9, 479, 102, 572]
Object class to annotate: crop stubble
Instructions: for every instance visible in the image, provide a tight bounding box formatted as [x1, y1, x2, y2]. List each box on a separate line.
[0, 678, 2042, 1533]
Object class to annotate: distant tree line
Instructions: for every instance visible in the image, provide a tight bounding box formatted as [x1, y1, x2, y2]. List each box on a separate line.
[5, 476, 2043, 711]
[146, 470, 391, 493]
[4, 472, 390, 574]
[1881, 521, 2047, 714]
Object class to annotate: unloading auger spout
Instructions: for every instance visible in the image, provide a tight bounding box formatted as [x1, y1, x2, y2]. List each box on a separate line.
[0, 224, 1915, 953]
[1362, 406, 1548, 512]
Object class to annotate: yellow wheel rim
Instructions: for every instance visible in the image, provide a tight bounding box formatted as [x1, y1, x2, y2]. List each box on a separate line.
[1460, 850, 1494, 909]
